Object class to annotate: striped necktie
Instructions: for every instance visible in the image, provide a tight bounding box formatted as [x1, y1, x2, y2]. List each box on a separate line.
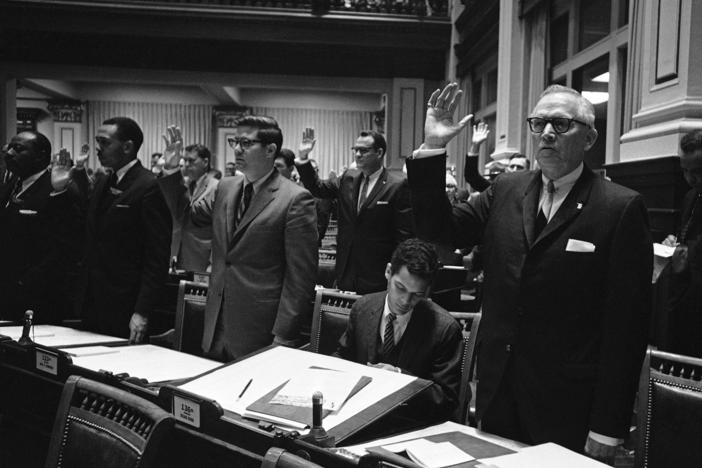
[357, 175, 370, 213]
[382, 311, 397, 356]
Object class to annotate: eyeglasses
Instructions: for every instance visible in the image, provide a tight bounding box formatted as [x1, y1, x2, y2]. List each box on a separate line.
[526, 117, 589, 134]
[228, 137, 262, 149]
[351, 146, 374, 155]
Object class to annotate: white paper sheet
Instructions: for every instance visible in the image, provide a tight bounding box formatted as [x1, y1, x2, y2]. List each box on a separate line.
[654, 242, 676, 258]
[0, 325, 125, 347]
[178, 346, 416, 433]
[66, 344, 221, 382]
[59, 346, 121, 357]
[270, 367, 363, 411]
[342, 421, 525, 455]
[480, 443, 610, 468]
[383, 439, 475, 468]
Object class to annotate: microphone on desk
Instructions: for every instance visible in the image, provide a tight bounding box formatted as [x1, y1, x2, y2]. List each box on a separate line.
[300, 391, 335, 447]
[17, 310, 34, 346]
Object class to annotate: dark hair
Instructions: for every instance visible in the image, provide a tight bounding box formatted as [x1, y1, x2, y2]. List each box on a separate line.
[389, 238, 439, 283]
[509, 152, 530, 168]
[359, 130, 387, 157]
[277, 149, 295, 168]
[234, 115, 283, 156]
[20, 131, 52, 165]
[681, 130, 702, 154]
[185, 144, 212, 170]
[102, 117, 144, 154]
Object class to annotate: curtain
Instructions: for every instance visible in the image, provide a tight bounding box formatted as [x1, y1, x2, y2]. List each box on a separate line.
[252, 106, 372, 179]
[86, 101, 213, 169]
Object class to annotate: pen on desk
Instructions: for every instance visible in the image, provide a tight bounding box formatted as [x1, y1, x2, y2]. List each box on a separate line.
[238, 378, 253, 400]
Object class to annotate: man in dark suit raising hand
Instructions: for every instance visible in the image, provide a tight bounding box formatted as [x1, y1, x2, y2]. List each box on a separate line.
[406, 83, 652, 463]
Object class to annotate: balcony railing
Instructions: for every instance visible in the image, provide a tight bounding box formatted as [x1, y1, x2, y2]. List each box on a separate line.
[19, 0, 448, 18]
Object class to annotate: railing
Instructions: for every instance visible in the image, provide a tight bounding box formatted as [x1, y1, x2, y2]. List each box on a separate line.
[32, 0, 449, 18]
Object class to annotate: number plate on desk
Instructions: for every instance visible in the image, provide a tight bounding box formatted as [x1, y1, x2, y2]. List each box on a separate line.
[174, 395, 201, 428]
[35, 349, 58, 375]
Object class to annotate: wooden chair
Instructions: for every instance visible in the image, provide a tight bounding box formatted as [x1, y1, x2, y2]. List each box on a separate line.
[261, 447, 323, 468]
[317, 250, 337, 288]
[173, 280, 208, 356]
[308, 289, 361, 355]
[635, 347, 702, 468]
[44, 375, 174, 468]
[450, 311, 481, 426]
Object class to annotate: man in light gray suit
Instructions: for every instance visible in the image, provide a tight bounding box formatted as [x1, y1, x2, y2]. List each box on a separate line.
[159, 137, 219, 272]
[162, 116, 318, 361]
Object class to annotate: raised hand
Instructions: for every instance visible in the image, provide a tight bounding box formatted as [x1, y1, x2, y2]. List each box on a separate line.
[297, 127, 316, 162]
[75, 143, 90, 169]
[50, 148, 74, 192]
[424, 82, 473, 149]
[162, 125, 183, 170]
[472, 122, 490, 146]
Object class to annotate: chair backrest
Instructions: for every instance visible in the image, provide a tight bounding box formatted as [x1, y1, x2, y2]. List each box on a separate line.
[635, 347, 702, 468]
[431, 266, 469, 310]
[450, 311, 481, 426]
[174, 280, 208, 356]
[309, 289, 361, 355]
[45, 375, 174, 468]
[316, 250, 337, 288]
[261, 447, 323, 468]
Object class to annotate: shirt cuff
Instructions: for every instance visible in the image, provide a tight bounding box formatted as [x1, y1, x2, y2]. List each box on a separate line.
[588, 431, 623, 446]
[50, 189, 68, 197]
[411, 147, 446, 160]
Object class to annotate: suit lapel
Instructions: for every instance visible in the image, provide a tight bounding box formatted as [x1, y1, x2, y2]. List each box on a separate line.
[366, 295, 385, 364]
[396, 300, 425, 367]
[350, 172, 363, 220]
[534, 167, 595, 245]
[522, 171, 542, 246]
[230, 172, 279, 248]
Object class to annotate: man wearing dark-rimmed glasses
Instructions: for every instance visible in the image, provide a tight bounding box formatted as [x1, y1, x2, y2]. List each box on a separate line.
[295, 128, 413, 294]
[160, 116, 318, 361]
[405, 83, 652, 463]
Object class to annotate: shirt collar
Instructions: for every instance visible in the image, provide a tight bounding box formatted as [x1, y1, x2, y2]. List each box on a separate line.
[383, 294, 413, 326]
[541, 162, 583, 192]
[115, 159, 139, 184]
[364, 166, 384, 182]
[244, 168, 275, 194]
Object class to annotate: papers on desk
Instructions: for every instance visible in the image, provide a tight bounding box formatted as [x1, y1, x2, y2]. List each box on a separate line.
[0, 325, 125, 348]
[270, 367, 365, 411]
[480, 442, 611, 468]
[61, 344, 221, 383]
[383, 439, 475, 468]
[178, 346, 417, 434]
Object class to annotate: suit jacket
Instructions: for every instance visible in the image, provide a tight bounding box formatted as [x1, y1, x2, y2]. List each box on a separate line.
[335, 292, 464, 420]
[158, 171, 219, 272]
[0, 170, 83, 323]
[407, 155, 652, 449]
[77, 162, 172, 338]
[666, 189, 702, 357]
[189, 170, 318, 358]
[297, 163, 413, 294]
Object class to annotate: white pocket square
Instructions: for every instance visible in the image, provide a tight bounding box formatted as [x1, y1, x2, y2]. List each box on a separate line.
[19, 209, 38, 216]
[376, 201, 389, 205]
[566, 239, 595, 253]
[115, 203, 130, 208]
[109, 187, 123, 195]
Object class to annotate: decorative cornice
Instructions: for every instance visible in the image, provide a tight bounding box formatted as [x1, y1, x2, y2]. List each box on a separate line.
[213, 106, 252, 128]
[47, 100, 83, 122]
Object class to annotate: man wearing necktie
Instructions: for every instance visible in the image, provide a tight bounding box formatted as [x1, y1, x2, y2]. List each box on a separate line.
[335, 238, 463, 421]
[0, 131, 83, 324]
[162, 116, 318, 361]
[406, 83, 652, 463]
[662, 130, 702, 358]
[51, 117, 172, 343]
[157, 134, 219, 272]
[296, 128, 414, 294]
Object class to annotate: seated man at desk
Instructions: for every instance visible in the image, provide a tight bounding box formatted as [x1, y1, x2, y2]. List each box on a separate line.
[335, 238, 464, 420]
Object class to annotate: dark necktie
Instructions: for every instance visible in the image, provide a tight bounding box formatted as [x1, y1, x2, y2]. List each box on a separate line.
[382, 311, 397, 356]
[357, 175, 370, 213]
[534, 180, 555, 237]
[237, 183, 253, 224]
[11, 177, 23, 201]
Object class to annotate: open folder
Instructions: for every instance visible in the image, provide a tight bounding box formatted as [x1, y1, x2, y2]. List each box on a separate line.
[178, 346, 432, 442]
[243, 368, 372, 429]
